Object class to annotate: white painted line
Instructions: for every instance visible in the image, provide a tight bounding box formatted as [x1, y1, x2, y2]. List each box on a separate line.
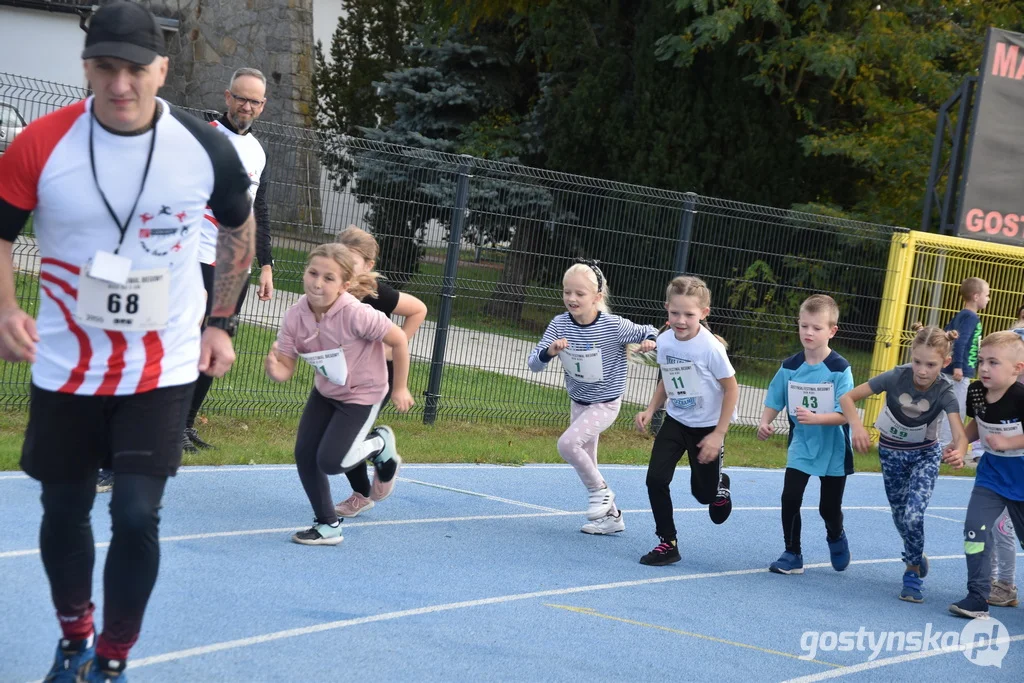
[72, 553, 989, 674]
[0, 506, 968, 560]
[924, 513, 964, 523]
[0, 462, 986, 480]
[781, 634, 1024, 683]
[399, 477, 568, 512]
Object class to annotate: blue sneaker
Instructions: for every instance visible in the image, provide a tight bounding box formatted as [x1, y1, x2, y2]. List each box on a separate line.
[828, 531, 850, 571]
[43, 635, 94, 682]
[919, 553, 929, 578]
[77, 657, 127, 682]
[949, 595, 989, 619]
[900, 570, 924, 603]
[769, 551, 804, 575]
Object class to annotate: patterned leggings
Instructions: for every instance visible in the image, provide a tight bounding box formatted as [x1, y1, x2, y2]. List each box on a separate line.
[878, 442, 942, 567]
[557, 398, 622, 492]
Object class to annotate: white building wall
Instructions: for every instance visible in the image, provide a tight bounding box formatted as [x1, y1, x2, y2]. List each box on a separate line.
[0, 7, 86, 107]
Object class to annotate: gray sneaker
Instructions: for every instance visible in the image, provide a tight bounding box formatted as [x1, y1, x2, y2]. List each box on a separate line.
[989, 580, 1019, 607]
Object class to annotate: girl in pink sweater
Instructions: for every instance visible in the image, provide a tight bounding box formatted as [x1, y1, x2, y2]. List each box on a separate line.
[265, 243, 414, 546]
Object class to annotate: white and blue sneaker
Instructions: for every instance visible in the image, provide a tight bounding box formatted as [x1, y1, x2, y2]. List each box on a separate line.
[769, 551, 804, 575]
[44, 634, 94, 682]
[291, 520, 344, 546]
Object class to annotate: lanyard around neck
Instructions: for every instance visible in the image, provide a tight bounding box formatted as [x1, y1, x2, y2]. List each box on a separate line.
[88, 108, 158, 255]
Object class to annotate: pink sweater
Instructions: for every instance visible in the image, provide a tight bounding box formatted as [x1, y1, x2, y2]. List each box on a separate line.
[276, 291, 392, 405]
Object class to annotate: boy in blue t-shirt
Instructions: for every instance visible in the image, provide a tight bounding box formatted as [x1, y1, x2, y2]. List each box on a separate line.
[757, 294, 855, 575]
[938, 277, 989, 450]
[949, 331, 1024, 619]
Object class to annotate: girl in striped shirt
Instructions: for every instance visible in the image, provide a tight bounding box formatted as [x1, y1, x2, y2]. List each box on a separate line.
[528, 262, 657, 534]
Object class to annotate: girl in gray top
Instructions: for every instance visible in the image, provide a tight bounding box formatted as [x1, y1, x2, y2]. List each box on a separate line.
[840, 324, 967, 604]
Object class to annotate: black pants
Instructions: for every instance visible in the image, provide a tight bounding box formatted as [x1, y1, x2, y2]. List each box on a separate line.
[40, 474, 167, 650]
[186, 262, 250, 428]
[344, 361, 393, 497]
[295, 389, 380, 524]
[781, 467, 847, 555]
[646, 415, 723, 542]
[22, 383, 191, 653]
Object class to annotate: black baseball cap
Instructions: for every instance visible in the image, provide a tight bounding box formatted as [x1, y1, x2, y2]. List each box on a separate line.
[82, 2, 166, 65]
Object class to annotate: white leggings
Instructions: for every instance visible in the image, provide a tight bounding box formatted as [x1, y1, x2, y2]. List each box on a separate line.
[557, 398, 621, 491]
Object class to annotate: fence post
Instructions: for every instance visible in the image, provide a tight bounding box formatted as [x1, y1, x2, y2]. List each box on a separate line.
[423, 157, 472, 425]
[654, 192, 700, 435]
[672, 192, 698, 275]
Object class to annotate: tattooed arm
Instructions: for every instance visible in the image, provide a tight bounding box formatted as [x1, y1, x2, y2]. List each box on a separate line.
[210, 212, 256, 317]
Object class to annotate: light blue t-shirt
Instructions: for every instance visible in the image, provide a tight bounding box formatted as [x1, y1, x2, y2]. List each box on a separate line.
[765, 350, 855, 477]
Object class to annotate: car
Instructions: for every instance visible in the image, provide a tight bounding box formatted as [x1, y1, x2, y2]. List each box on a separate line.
[0, 102, 27, 154]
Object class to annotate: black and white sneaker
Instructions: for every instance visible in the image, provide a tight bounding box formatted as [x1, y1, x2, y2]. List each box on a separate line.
[709, 473, 732, 525]
[292, 520, 344, 546]
[185, 427, 214, 450]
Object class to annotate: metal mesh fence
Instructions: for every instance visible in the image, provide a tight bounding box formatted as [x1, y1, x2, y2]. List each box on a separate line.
[0, 72, 908, 429]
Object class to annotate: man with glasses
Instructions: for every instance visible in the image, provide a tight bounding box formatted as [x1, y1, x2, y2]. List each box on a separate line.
[187, 68, 275, 454]
[95, 68, 275, 491]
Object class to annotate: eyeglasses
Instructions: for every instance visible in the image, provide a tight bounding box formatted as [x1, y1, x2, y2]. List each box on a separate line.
[228, 92, 265, 108]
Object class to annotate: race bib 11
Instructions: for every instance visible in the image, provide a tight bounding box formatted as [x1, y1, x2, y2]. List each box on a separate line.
[662, 362, 702, 399]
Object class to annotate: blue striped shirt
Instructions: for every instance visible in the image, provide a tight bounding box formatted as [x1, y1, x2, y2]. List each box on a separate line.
[528, 311, 657, 404]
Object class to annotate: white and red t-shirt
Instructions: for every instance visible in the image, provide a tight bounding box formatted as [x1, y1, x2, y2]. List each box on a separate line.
[0, 97, 251, 396]
[197, 117, 265, 265]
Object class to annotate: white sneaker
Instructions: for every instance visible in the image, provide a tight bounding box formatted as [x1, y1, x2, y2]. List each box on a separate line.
[586, 486, 615, 520]
[581, 510, 625, 535]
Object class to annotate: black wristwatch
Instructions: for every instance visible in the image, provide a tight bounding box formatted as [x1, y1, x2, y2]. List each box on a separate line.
[207, 315, 239, 337]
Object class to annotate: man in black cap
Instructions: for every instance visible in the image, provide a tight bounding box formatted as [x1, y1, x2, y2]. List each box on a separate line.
[0, 2, 255, 681]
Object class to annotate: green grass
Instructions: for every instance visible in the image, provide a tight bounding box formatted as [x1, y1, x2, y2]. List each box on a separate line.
[214, 316, 645, 422]
[0, 407, 975, 478]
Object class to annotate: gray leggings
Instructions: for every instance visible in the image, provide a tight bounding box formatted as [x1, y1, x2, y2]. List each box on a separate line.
[963, 486, 1024, 601]
[992, 508, 1017, 584]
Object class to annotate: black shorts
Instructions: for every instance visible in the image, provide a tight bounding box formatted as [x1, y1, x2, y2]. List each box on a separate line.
[21, 382, 196, 481]
[200, 262, 250, 322]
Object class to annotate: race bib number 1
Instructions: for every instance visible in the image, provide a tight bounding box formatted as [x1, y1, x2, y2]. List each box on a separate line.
[559, 348, 603, 383]
[662, 362, 701, 399]
[787, 381, 835, 415]
[75, 266, 169, 332]
[299, 348, 348, 385]
[976, 419, 1024, 457]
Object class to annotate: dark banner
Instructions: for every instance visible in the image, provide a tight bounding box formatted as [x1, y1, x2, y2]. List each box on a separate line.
[957, 28, 1024, 245]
